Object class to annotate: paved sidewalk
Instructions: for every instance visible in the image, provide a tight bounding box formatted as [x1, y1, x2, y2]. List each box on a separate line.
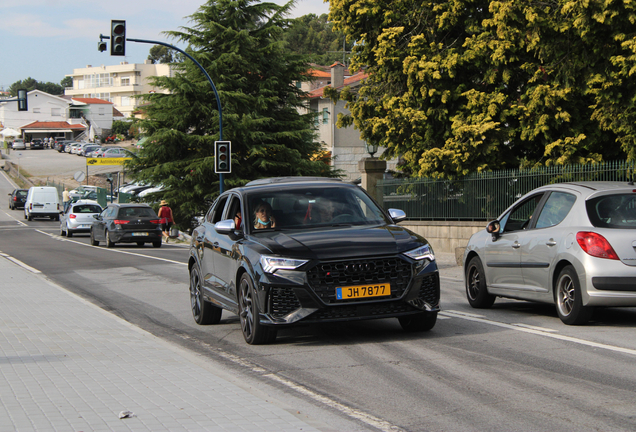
[0, 255, 323, 432]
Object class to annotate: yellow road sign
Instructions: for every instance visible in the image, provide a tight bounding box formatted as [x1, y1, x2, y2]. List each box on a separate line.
[86, 158, 132, 166]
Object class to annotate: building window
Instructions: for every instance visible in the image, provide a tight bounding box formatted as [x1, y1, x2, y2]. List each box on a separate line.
[121, 96, 130, 106]
[51, 108, 61, 117]
[322, 108, 329, 124]
[33, 108, 41, 113]
[98, 107, 105, 116]
[121, 77, 130, 86]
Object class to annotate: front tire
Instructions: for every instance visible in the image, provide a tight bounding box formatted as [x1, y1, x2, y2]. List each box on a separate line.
[238, 273, 277, 345]
[399, 311, 437, 332]
[555, 265, 593, 325]
[189, 265, 222, 325]
[465, 256, 496, 308]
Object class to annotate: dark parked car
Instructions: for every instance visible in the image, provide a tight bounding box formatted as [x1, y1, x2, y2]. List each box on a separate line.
[188, 177, 440, 345]
[29, 139, 45, 150]
[8, 189, 28, 210]
[90, 203, 162, 248]
[54, 139, 70, 152]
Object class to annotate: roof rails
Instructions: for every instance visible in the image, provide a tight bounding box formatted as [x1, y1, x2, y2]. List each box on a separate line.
[245, 177, 342, 186]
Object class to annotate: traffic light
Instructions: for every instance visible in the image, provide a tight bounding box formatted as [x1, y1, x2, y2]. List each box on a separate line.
[215, 141, 231, 174]
[17, 89, 27, 111]
[110, 20, 126, 56]
[98, 41, 107, 52]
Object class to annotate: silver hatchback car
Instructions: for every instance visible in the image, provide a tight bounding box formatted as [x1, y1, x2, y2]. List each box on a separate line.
[464, 181, 636, 325]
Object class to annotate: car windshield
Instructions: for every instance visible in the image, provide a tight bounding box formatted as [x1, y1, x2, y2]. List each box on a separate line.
[587, 194, 636, 228]
[246, 185, 389, 231]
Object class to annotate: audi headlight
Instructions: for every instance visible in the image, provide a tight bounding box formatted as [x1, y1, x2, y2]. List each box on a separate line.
[403, 244, 434, 261]
[260, 256, 308, 273]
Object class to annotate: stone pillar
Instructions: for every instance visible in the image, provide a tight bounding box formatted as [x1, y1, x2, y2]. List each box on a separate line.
[358, 157, 386, 205]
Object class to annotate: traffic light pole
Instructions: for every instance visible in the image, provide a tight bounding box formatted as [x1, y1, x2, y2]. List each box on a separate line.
[99, 35, 226, 193]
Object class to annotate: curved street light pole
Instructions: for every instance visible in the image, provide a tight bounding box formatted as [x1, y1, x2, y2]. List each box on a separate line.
[100, 35, 226, 192]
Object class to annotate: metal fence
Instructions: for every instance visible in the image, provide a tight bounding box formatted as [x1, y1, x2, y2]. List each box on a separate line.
[378, 160, 636, 221]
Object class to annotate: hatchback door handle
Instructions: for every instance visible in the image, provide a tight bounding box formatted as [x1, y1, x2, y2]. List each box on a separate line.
[546, 239, 557, 246]
[512, 242, 521, 249]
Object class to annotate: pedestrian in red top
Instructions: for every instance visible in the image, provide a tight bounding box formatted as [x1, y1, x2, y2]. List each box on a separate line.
[158, 200, 174, 243]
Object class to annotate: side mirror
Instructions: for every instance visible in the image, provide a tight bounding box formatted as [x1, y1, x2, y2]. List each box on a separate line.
[388, 208, 407, 223]
[214, 219, 237, 235]
[486, 220, 501, 237]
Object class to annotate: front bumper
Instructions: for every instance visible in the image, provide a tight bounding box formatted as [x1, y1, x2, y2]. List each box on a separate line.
[256, 257, 440, 326]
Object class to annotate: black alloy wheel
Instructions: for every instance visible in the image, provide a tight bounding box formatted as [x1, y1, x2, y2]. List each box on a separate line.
[106, 230, 115, 248]
[238, 273, 277, 345]
[90, 229, 99, 246]
[189, 265, 222, 325]
[465, 256, 496, 308]
[555, 265, 593, 325]
[66, 225, 73, 238]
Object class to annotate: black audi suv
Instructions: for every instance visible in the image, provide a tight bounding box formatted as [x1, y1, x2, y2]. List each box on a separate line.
[188, 177, 440, 344]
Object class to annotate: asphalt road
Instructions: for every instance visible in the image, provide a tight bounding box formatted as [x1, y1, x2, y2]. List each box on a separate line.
[2, 155, 636, 432]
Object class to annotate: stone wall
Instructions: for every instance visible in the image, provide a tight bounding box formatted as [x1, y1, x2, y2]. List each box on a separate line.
[398, 220, 486, 255]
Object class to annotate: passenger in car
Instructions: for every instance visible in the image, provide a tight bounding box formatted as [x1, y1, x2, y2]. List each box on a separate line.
[253, 201, 276, 229]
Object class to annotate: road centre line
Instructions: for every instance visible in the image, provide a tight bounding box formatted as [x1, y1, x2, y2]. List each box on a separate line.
[35, 229, 187, 266]
[441, 310, 636, 357]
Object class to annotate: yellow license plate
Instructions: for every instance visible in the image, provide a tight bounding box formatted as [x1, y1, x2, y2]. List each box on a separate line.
[336, 283, 391, 300]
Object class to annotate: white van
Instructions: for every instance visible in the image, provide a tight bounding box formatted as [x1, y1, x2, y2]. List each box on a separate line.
[24, 186, 61, 221]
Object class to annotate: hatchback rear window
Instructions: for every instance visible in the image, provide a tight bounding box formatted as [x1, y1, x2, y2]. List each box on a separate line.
[73, 205, 102, 213]
[16, 191, 27, 197]
[586, 194, 636, 228]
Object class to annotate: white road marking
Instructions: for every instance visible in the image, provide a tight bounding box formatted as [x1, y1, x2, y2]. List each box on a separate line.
[35, 229, 187, 266]
[2, 211, 28, 226]
[0, 253, 41, 274]
[266, 373, 404, 432]
[441, 310, 636, 357]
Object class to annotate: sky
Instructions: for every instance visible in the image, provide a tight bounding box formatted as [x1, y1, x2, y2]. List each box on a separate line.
[0, 0, 330, 91]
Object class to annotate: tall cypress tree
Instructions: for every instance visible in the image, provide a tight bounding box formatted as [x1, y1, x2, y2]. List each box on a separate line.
[128, 0, 335, 229]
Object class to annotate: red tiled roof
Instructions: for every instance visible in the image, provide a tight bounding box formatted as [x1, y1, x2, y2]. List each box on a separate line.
[308, 71, 369, 98]
[71, 97, 113, 105]
[21, 121, 86, 130]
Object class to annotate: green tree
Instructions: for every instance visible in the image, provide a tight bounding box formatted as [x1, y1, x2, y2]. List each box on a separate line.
[60, 76, 73, 89]
[328, 0, 636, 178]
[147, 45, 177, 64]
[283, 14, 353, 66]
[9, 77, 64, 96]
[128, 0, 336, 229]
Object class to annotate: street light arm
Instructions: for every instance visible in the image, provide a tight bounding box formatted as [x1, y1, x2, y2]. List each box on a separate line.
[125, 38, 223, 141]
[99, 34, 226, 193]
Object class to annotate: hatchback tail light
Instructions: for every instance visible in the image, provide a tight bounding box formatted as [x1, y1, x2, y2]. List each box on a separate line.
[576, 231, 619, 260]
[13, 197, 17, 202]
[69, 214, 76, 219]
[149, 219, 161, 225]
[113, 220, 130, 225]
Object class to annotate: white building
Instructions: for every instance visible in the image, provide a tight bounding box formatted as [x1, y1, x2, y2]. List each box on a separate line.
[64, 60, 172, 118]
[0, 90, 117, 141]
